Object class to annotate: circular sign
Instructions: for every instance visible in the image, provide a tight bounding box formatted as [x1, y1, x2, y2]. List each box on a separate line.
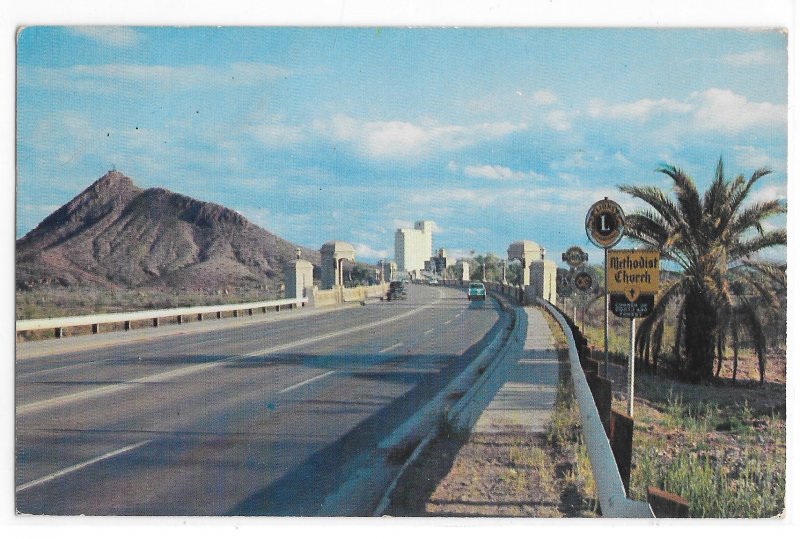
[585, 198, 625, 248]
[562, 246, 588, 268]
[573, 270, 594, 292]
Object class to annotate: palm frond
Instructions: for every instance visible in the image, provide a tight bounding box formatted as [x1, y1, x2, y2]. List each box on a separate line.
[729, 229, 787, 260]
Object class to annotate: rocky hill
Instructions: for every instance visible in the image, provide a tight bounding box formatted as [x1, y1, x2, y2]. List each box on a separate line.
[16, 171, 321, 292]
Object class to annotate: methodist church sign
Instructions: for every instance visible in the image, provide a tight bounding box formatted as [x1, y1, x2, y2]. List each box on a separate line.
[607, 249, 660, 318]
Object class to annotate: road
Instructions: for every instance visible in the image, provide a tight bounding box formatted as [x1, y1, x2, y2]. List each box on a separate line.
[16, 284, 508, 515]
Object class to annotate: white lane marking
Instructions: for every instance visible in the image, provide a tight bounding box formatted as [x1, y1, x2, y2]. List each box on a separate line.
[424, 329, 434, 335]
[18, 289, 445, 416]
[443, 319, 453, 325]
[454, 313, 461, 319]
[278, 370, 336, 395]
[16, 439, 152, 493]
[19, 358, 109, 378]
[379, 342, 402, 354]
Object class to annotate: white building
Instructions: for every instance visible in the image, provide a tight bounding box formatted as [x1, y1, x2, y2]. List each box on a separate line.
[395, 220, 433, 276]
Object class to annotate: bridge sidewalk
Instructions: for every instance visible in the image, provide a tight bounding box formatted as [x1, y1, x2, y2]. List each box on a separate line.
[382, 305, 578, 517]
[472, 305, 560, 434]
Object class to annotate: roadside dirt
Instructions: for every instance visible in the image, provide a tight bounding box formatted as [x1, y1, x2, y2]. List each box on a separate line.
[382, 425, 593, 518]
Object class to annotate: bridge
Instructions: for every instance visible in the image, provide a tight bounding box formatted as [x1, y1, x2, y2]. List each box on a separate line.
[15, 240, 658, 517]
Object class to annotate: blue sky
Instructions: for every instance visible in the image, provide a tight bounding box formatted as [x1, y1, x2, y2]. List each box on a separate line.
[16, 26, 788, 264]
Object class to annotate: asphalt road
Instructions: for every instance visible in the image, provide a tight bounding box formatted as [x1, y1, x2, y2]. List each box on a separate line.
[16, 284, 508, 516]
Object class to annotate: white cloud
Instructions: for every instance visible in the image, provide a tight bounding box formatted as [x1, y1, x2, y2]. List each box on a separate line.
[247, 122, 306, 147]
[749, 184, 787, 204]
[723, 50, 780, 67]
[355, 243, 390, 261]
[733, 146, 782, 171]
[20, 62, 291, 94]
[589, 97, 692, 122]
[316, 115, 526, 160]
[392, 219, 413, 230]
[463, 164, 544, 181]
[690, 88, 786, 134]
[587, 89, 786, 135]
[69, 27, 141, 48]
[532, 90, 558, 105]
[447, 160, 459, 172]
[545, 110, 574, 131]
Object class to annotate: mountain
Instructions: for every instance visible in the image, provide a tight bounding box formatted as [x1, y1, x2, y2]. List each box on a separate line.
[16, 171, 321, 292]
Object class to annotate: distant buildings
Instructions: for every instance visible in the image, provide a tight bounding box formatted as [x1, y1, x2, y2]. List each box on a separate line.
[395, 220, 433, 276]
[427, 248, 451, 275]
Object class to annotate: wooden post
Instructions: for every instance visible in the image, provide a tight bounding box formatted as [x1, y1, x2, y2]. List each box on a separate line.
[92, 323, 100, 334]
[586, 359, 599, 378]
[124, 321, 131, 331]
[248, 308, 253, 316]
[647, 487, 689, 518]
[55, 327, 64, 338]
[595, 376, 613, 436]
[153, 317, 159, 327]
[610, 410, 634, 495]
[216, 311, 222, 319]
[197, 313, 203, 321]
[177, 314, 184, 324]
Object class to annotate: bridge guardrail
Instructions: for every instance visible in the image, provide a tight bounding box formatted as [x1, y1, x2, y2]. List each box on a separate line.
[538, 298, 654, 518]
[16, 296, 307, 337]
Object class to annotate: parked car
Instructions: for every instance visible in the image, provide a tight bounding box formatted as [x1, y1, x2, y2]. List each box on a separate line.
[387, 281, 408, 300]
[428, 278, 439, 285]
[467, 281, 486, 301]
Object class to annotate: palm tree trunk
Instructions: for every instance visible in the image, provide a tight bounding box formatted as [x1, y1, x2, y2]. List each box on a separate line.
[732, 328, 739, 382]
[715, 328, 724, 379]
[683, 290, 718, 382]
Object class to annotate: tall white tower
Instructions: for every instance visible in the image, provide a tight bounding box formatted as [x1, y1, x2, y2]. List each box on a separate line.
[395, 220, 434, 275]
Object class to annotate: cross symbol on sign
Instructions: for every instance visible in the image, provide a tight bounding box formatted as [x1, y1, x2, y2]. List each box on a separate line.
[627, 288, 637, 301]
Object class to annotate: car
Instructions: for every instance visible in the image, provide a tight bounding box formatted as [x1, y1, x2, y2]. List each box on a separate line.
[428, 278, 439, 285]
[386, 281, 408, 301]
[467, 281, 486, 301]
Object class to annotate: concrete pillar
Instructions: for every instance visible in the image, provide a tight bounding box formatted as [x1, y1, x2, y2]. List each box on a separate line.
[124, 320, 131, 331]
[92, 323, 100, 334]
[320, 241, 355, 290]
[530, 259, 557, 304]
[153, 317, 160, 327]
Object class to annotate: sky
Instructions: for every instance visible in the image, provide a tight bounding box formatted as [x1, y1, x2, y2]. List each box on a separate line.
[16, 26, 788, 265]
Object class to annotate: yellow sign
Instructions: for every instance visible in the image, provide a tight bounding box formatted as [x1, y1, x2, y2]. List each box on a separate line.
[606, 250, 660, 301]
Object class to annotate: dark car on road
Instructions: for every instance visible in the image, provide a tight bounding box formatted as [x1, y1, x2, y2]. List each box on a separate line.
[467, 281, 486, 301]
[386, 281, 408, 300]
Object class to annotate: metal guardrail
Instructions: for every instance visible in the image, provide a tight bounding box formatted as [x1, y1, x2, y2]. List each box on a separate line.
[16, 296, 307, 336]
[538, 298, 654, 518]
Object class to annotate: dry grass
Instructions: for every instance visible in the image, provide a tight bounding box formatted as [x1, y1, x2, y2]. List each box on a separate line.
[605, 351, 786, 518]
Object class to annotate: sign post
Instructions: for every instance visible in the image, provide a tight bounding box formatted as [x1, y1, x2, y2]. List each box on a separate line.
[606, 249, 660, 416]
[585, 198, 625, 378]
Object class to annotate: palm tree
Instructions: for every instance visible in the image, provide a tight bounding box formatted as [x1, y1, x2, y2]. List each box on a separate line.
[620, 159, 786, 383]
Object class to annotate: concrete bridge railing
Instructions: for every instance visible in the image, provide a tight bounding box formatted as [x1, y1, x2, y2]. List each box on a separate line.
[16, 296, 309, 338]
[17, 282, 391, 340]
